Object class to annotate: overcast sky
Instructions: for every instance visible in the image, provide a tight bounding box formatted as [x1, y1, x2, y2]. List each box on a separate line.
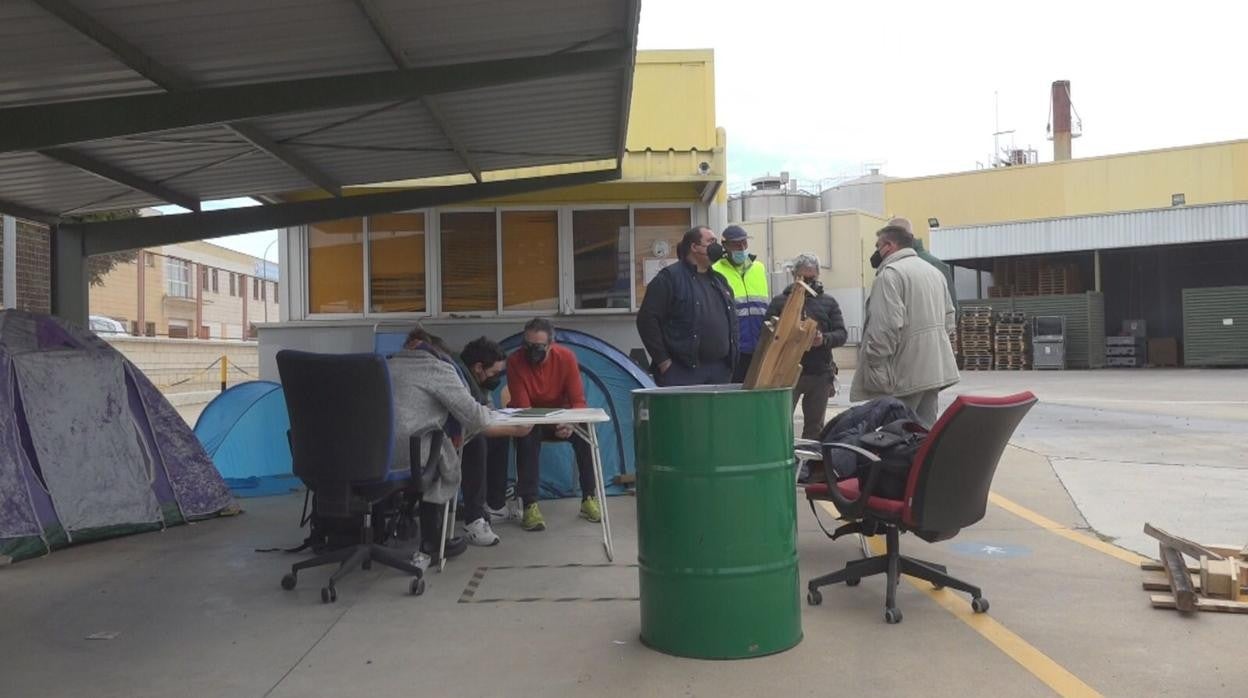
[207, 0, 1248, 256]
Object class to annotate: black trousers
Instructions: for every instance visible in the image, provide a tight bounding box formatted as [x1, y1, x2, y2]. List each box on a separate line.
[656, 358, 733, 387]
[731, 353, 752, 383]
[514, 425, 596, 506]
[460, 435, 510, 524]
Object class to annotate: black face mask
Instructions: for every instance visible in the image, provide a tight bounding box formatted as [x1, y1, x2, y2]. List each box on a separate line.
[524, 343, 548, 364]
[706, 242, 725, 264]
[480, 373, 502, 391]
[802, 278, 824, 296]
[870, 249, 883, 269]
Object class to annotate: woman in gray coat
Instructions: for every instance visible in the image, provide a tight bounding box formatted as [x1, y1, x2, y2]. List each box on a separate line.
[387, 327, 530, 560]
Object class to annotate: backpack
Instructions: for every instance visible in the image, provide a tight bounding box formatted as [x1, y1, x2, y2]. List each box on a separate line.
[854, 419, 928, 500]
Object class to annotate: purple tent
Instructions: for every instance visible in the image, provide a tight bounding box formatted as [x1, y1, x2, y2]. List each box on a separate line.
[0, 311, 234, 564]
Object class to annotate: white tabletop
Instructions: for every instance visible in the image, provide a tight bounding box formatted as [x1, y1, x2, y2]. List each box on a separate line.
[488, 407, 610, 425]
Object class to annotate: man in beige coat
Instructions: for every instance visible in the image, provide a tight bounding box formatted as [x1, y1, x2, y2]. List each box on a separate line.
[850, 218, 960, 426]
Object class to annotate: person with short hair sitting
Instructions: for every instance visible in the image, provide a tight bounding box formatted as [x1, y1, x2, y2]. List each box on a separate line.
[506, 317, 600, 532]
[455, 336, 511, 547]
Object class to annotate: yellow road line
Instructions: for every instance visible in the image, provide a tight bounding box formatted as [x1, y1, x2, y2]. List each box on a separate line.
[987, 492, 1148, 566]
[816, 501, 1103, 697]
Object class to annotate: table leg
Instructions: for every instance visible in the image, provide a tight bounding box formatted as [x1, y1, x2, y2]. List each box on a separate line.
[578, 423, 614, 562]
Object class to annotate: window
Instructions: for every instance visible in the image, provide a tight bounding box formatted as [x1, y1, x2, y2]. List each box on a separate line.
[252, 277, 259, 301]
[501, 211, 559, 312]
[145, 322, 156, 337]
[572, 209, 630, 310]
[211, 269, 219, 293]
[272, 280, 279, 299]
[369, 213, 426, 313]
[308, 218, 364, 313]
[167, 320, 190, 339]
[440, 212, 497, 312]
[164, 258, 192, 298]
[634, 208, 692, 304]
[261, 279, 267, 302]
[200, 265, 209, 290]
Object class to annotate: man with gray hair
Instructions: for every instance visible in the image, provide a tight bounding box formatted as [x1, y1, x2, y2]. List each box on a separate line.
[850, 217, 960, 426]
[766, 253, 847, 438]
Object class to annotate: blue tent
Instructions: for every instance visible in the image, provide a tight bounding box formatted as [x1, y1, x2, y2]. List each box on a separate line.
[193, 381, 296, 498]
[372, 326, 654, 499]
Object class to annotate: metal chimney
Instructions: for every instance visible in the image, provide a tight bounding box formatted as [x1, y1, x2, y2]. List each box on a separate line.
[1052, 80, 1072, 161]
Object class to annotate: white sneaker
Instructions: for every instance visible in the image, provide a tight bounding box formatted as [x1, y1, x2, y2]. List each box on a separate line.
[488, 497, 523, 523]
[464, 517, 500, 547]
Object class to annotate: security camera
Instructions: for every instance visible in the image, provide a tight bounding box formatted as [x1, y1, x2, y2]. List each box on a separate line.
[697, 161, 711, 174]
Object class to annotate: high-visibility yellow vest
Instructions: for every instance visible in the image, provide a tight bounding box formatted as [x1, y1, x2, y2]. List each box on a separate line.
[712, 257, 769, 353]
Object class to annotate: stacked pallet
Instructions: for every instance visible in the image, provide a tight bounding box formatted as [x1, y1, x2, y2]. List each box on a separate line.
[1038, 263, 1082, 296]
[994, 311, 1028, 370]
[959, 306, 994, 371]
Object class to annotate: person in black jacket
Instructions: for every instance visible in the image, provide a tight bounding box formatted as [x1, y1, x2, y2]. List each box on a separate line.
[636, 226, 739, 386]
[766, 253, 848, 438]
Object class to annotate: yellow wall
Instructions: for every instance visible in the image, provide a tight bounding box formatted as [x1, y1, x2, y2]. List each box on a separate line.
[625, 50, 717, 151]
[884, 139, 1248, 241]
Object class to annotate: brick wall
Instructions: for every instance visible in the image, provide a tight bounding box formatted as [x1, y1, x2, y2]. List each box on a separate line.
[0, 219, 51, 314]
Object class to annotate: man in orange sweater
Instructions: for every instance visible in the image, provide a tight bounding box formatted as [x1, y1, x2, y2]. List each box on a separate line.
[506, 317, 600, 532]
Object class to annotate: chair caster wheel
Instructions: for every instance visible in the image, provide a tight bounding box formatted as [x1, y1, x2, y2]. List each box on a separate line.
[932, 583, 945, 590]
[971, 597, 989, 613]
[884, 608, 903, 624]
[846, 578, 860, 587]
[410, 578, 426, 596]
[321, 586, 337, 604]
[806, 589, 823, 606]
[280, 574, 297, 591]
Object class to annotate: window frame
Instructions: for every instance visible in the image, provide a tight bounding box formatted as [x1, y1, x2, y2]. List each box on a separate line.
[164, 257, 193, 299]
[297, 202, 702, 321]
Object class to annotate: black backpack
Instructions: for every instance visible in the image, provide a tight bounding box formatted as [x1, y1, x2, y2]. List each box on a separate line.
[855, 419, 929, 500]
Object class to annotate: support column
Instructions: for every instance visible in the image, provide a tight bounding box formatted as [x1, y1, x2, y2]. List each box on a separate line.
[240, 273, 249, 339]
[136, 250, 146, 334]
[3, 215, 15, 309]
[51, 225, 89, 326]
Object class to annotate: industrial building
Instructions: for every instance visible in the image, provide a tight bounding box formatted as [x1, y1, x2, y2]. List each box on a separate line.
[737, 82, 1248, 367]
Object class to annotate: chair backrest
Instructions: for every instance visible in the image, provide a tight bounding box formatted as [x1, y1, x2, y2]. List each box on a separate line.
[903, 392, 1037, 533]
[276, 350, 397, 488]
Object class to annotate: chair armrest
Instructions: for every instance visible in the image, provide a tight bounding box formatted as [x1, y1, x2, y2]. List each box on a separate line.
[794, 437, 821, 448]
[820, 443, 907, 519]
[794, 449, 821, 463]
[409, 430, 445, 484]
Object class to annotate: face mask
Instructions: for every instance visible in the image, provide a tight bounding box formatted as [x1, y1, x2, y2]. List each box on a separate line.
[480, 373, 502, 391]
[870, 249, 883, 269]
[705, 241, 725, 264]
[729, 250, 748, 265]
[802, 278, 824, 296]
[524, 343, 548, 364]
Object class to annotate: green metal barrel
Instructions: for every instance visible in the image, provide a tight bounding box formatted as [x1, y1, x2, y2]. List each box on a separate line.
[633, 385, 801, 659]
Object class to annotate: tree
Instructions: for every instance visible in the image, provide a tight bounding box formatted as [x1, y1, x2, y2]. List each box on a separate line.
[83, 209, 141, 287]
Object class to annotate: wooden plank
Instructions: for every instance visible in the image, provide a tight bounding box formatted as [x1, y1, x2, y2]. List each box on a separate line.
[1150, 594, 1248, 614]
[1144, 523, 1226, 561]
[1201, 544, 1248, 560]
[1141, 571, 1248, 595]
[1141, 560, 1198, 573]
[1202, 557, 1240, 600]
[742, 321, 775, 387]
[745, 285, 809, 389]
[1160, 544, 1198, 612]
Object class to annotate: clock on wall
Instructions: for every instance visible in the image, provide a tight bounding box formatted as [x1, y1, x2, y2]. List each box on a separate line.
[651, 239, 670, 258]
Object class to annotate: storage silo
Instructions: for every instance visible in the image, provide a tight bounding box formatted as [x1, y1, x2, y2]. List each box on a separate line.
[819, 169, 889, 216]
[727, 173, 819, 222]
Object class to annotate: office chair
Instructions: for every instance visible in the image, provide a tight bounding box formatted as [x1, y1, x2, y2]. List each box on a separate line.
[804, 392, 1037, 624]
[276, 350, 438, 603]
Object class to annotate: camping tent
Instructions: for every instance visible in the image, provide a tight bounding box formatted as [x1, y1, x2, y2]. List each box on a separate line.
[372, 326, 655, 499]
[0, 311, 235, 564]
[193, 381, 295, 497]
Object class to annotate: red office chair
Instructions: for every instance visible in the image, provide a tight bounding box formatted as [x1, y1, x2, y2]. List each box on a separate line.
[804, 392, 1037, 624]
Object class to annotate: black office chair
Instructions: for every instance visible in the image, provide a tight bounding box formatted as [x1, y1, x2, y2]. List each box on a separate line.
[276, 350, 438, 603]
[804, 392, 1037, 624]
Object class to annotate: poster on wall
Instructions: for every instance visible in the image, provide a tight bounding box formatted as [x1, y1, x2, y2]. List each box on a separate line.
[642, 258, 678, 285]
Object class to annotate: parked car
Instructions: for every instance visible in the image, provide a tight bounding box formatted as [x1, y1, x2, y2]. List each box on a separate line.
[88, 315, 127, 336]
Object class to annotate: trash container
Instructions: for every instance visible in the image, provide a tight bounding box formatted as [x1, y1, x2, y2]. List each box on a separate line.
[634, 385, 801, 659]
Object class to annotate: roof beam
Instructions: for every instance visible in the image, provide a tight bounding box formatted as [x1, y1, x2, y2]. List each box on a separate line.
[0, 49, 630, 155]
[0, 198, 59, 225]
[353, 0, 483, 183]
[30, 0, 343, 197]
[39, 147, 201, 212]
[73, 168, 621, 255]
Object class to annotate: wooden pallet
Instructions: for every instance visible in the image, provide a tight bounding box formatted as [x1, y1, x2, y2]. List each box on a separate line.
[743, 281, 818, 389]
[1141, 524, 1248, 614]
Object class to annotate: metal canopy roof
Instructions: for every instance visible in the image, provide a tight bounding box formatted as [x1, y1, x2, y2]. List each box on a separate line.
[931, 201, 1248, 261]
[0, 0, 639, 224]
